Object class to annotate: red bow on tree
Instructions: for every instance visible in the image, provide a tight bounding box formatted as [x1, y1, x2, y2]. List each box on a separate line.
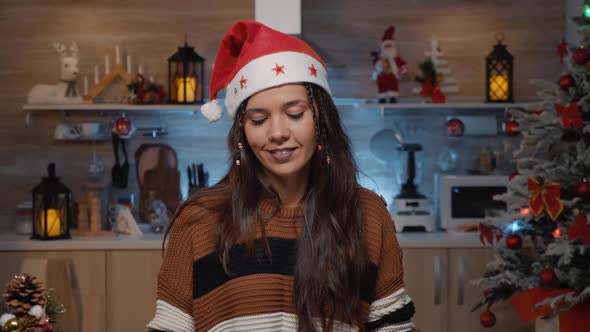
[528, 177, 563, 221]
[557, 38, 568, 64]
[420, 79, 446, 103]
[555, 102, 583, 129]
[568, 214, 590, 246]
[479, 223, 503, 245]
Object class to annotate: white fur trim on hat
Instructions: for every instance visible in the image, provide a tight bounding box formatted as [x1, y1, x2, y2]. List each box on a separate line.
[200, 99, 224, 123]
[224, 51, 331, 119]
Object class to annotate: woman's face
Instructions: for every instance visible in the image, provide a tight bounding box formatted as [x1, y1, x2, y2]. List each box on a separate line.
[244, 84, 316, 182]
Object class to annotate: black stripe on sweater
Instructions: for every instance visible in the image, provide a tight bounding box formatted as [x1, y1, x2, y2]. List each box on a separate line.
[192, 237, 377, 301]
[364, 301, 416, 331]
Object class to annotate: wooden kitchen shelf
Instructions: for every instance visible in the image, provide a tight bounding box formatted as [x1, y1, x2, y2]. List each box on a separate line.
[21, 103, 203, 126]
[22, 103, 202, 112]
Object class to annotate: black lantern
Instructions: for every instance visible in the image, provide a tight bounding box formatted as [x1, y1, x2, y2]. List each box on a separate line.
[31, 163, 72, 240]
[486, 33, 514, 103]
[168, 37, 205, 104]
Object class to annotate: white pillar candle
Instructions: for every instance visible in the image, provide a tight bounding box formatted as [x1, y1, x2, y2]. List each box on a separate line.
[115, 45, 120, 64]
[138, 65, 143, 75]
[94, 65, 99, 84]
[149, 75, 154, 83]
[105, 55, 110, 74]
[83, 76, 88, 95]
[126, 55, 132, 74]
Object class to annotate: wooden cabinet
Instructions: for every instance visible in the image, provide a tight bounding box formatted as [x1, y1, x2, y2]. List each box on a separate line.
[106, 250, 162, 332]
[0, 251, 106, 332]
[402, 248, 534, 332]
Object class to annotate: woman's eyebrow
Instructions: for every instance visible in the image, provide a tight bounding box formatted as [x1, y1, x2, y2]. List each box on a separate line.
[282, 99, 309, 109]
[245, 108, 268, 115]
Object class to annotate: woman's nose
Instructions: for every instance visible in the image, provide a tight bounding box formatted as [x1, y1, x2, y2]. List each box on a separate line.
[267, 117, 290, 143]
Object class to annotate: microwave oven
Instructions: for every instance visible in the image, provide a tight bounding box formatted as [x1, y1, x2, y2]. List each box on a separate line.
[438, 175, 509, 232]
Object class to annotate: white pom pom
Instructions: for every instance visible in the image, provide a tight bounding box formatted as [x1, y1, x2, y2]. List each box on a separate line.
[200, 100, 223, 123]
[0, 313, 16, 326]
[28, 304, 44, 319]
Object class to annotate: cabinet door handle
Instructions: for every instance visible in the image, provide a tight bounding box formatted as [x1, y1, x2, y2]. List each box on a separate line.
[457, 255, 465, 305]
[434, 255, 442, 305]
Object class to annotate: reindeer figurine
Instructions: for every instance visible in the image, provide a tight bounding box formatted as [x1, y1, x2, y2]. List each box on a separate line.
[27, 42, 83, 105]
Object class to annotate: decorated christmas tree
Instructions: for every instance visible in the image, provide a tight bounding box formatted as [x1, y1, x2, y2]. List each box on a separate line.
[472, 4, 590, 331]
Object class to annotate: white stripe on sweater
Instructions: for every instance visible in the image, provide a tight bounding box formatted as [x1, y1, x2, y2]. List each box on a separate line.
[368, 287, 412, 322]
[208, 311, 358, 332]
[374, 321, 414, 332]
[146, 299, 194, 332]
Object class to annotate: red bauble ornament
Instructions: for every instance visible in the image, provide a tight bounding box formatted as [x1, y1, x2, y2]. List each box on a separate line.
[577, 178, 590, 202]
[447, 118, 465, 137]
[480, 311, 496, 328]
[573, 47, 590, 65]
[540, 267, 557, 286]
[559, 74, 575, 90]
[506, 234, 523, 250]
[503, 119, 520, 136]
[113, 114, 132, 137]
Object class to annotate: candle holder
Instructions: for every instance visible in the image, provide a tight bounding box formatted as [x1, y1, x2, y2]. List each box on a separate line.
[31, 163, 72, 240]
[485, 32, 514, 103]
[168, 36, 205, 104]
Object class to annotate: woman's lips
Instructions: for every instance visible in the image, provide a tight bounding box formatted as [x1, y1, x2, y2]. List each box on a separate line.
[269, 147, 296, 161]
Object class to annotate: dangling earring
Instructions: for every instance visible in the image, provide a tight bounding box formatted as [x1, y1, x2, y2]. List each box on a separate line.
[317, 144, 323, 151]
[235, 142, 243, 166]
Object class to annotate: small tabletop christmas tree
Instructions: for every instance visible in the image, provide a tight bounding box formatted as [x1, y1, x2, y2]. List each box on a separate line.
[0, 274, 65, 332]
[472, 5, 590, 331]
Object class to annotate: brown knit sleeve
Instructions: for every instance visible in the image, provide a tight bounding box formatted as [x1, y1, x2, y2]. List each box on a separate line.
[360, 189, 405, 299]
[360, 188, 415, 331]
[160, 205, 201, 311]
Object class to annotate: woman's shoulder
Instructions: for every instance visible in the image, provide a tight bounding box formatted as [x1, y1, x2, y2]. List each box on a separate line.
[355, 186, 390, 212]
[172, 187, 227, 230]
[355, 186, 393, 233]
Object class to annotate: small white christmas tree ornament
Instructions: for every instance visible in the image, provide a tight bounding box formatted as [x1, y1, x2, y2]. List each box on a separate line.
[413, 35, 460, 96]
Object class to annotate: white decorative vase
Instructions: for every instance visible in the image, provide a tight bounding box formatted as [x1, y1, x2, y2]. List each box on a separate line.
[535, 316, 558, 332]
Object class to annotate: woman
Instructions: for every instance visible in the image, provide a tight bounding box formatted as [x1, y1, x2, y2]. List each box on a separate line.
[147, 21, 415, 332]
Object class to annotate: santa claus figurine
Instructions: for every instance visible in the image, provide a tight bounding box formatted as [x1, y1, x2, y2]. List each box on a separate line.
[372, 25, 408, 103]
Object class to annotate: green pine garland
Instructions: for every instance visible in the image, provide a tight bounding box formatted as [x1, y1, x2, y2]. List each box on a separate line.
[45, 288, 66, 330]
[415, 58, 438, 84]
[0, 299, 8, 316]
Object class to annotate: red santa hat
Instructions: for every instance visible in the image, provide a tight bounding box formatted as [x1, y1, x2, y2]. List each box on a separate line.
[381, 25, 395, 47]
[201, 20, 331, 122]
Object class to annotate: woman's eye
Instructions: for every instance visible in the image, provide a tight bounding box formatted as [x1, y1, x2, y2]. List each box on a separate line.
[251, 118, 266, 126]
[287, 112, 304, 120]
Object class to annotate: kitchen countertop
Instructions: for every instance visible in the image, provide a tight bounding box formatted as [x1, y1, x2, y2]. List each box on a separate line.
[0, 231, 486, 251]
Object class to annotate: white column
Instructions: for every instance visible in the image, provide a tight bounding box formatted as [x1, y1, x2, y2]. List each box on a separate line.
[566, 0, 585, 46]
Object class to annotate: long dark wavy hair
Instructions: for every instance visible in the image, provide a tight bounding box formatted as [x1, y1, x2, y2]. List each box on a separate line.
[166, 83, 367, 331]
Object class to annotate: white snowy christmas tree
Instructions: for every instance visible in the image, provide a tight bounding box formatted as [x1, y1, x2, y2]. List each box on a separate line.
[413, 35, 460, 95]
[470, 6, 590, 330]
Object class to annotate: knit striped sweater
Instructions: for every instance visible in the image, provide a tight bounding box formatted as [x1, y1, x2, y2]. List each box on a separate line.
[147, 187, 415, 332]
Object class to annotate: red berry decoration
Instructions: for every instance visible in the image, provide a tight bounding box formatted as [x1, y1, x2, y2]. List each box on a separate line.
[573, 47, 590, 65]
[577, 178, 590, 202]
[503, 119, 520, 136]
[483, 288, 495, 297]
[447, 118, 465, 137]
[480, 310, 496, 328]
[506, 234, 523, 250]
[540, 267, 557, 286]
[559, 74, 575, 90]
[113, 114, 132, 137]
